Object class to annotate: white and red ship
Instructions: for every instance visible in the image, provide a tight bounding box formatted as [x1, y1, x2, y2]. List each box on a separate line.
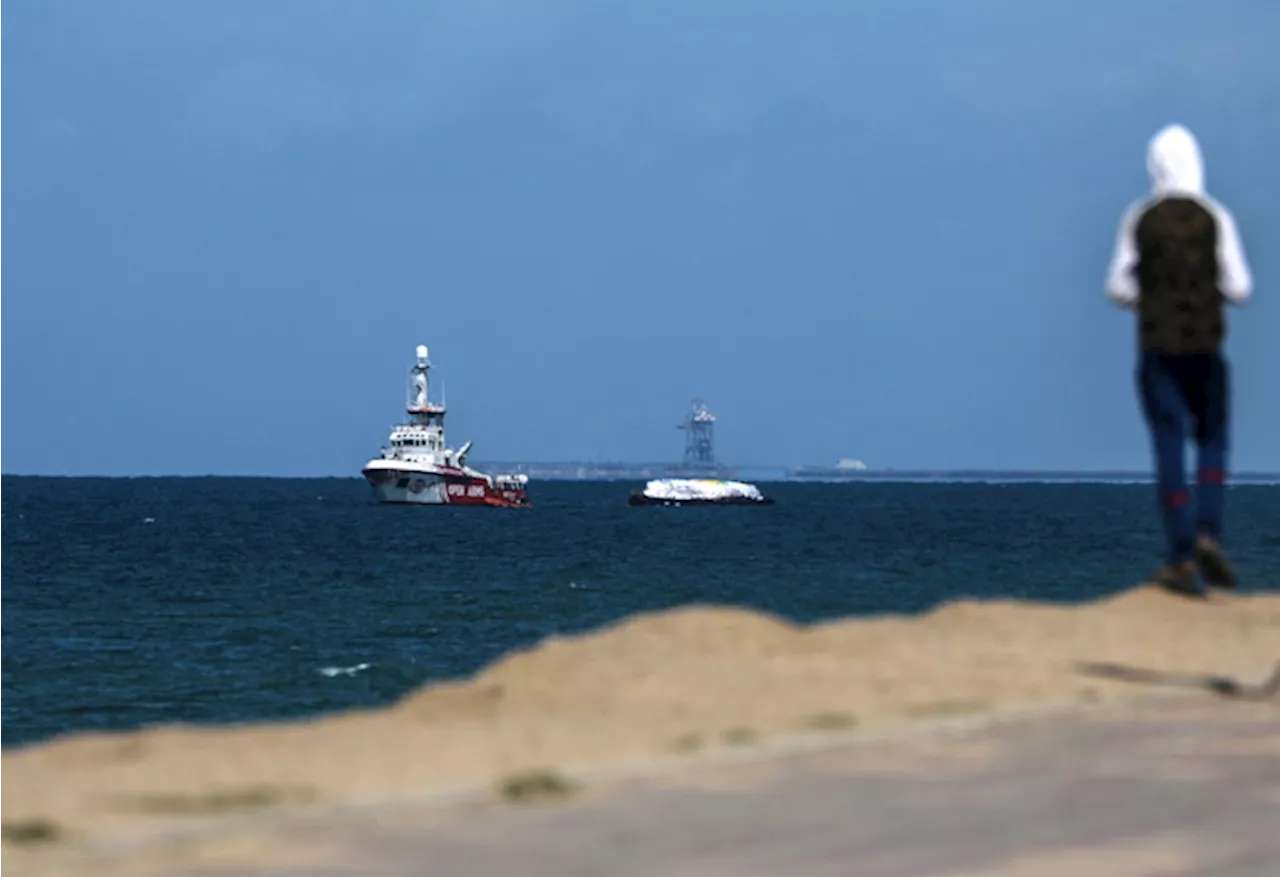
[361, 345, 529, 507]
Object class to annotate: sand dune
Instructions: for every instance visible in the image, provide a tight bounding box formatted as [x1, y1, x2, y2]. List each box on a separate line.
[4, 585, 1278, 850]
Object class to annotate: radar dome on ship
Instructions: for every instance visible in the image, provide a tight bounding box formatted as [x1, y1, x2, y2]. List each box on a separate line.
[416, 345, 429, 360]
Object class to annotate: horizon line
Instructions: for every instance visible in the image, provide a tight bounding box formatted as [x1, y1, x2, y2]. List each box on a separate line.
[4, 468, 1280, 481]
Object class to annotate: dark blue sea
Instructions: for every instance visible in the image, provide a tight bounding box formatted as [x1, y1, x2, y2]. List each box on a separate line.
[3, 477, 1277, 750]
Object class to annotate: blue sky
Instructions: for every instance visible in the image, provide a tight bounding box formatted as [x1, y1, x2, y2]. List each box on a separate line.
[4, 0, 1278, 475]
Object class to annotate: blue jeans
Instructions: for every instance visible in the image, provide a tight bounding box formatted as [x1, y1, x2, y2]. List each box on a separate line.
[1137, 351, 1229, 563]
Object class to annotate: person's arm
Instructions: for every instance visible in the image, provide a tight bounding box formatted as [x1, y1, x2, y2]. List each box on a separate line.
[1210, 201, 1253, 304]
[1105, 204, 1141, 308]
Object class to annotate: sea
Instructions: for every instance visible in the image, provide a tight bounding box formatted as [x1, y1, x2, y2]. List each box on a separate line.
[3, 476, 1278, 750]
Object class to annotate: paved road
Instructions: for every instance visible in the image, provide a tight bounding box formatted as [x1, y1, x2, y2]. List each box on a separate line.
[15, 696, 1280, 876]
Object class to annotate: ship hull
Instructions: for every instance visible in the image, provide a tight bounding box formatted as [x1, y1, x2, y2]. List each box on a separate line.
[362, 466, 527, 507]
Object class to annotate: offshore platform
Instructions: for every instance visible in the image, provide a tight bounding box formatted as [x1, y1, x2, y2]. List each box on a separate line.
[673, 397, 733, 477]
[678, 397, 718, 469]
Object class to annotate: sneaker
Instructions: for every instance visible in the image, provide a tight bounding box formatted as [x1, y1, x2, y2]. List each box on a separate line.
[1149, 560, 1202, 598]
[1195, 536, 1237, 590]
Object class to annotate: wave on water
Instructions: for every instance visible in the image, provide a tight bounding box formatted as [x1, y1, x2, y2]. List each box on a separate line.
[319, 663, 373, 678]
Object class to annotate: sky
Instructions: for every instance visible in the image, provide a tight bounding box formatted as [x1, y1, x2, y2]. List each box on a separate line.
[4, 0, 1279, 476]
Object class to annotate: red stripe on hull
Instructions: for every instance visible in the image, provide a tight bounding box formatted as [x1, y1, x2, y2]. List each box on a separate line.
[363, 468, 528, 507]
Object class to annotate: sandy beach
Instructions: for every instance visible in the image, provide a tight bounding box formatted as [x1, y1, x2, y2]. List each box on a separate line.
[4, 584, 1278, 872]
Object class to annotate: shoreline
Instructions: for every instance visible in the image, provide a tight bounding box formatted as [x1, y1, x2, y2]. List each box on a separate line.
[4, 584, 1278, 863]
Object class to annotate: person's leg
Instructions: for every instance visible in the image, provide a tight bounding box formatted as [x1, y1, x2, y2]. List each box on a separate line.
[1187, 352, 1236, 587]
[1137, 352, 1196, 582]
[1190, 352, 1229, 536]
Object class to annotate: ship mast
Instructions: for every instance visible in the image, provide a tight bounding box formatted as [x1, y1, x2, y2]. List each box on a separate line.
[406, 344, 446, 427]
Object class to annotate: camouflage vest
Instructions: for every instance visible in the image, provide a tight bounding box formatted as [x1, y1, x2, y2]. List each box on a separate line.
[1133, 197, 1226, 355]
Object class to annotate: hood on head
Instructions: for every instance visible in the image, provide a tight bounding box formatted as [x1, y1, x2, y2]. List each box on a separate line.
[1146, 124, 1204, 196]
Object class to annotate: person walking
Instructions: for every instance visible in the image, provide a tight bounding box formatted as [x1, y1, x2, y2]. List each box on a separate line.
[1105, 123, 1253, 594]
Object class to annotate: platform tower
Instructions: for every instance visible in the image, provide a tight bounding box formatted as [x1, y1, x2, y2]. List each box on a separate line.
[679, 398, 718, 468]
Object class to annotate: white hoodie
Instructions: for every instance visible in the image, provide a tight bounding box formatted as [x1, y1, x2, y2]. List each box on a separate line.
[1105, 124, 1253, 308]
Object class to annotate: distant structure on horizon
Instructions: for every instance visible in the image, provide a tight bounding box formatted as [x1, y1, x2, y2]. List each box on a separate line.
[790, 457, 869, 479]
[679, 397, 718, 469]
[469, 396, 737, 480]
